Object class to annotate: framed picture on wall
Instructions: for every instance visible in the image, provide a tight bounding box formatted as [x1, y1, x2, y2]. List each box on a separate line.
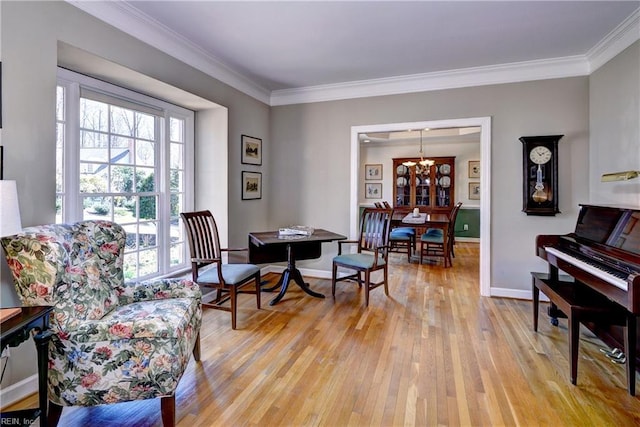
[469, 182, 480, 200]
[365, 164, 382, 180]
[241, 134, 262, 165]
[242, 171, 262, 200]
[468, 160, 480, 178]
[365, 183, 382, 199]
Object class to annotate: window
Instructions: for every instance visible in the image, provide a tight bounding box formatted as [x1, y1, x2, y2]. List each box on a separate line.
[56, 69, 194, 280]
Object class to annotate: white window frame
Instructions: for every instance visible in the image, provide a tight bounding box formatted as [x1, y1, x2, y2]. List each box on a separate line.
[56, 68, 195, 279]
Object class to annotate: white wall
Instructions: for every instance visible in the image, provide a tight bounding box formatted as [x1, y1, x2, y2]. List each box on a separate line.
[590, 40, 640, 206]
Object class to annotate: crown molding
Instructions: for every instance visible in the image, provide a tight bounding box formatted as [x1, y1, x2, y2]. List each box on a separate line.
[67, 0, 272, 105]
[587, 7, 640, 72]
[270, 55, 590, 106]
[67, 1, 639, 108]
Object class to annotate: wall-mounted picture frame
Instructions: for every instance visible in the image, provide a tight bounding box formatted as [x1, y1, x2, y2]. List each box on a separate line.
[241, 134, 262, 166]
[365, 164, 382, 180]
[365, 183, 382, 199]
[468, 160, 480, 178]
[242, 171, 262, 200]
[1, 62, 3, 129]
[469, 182, 480, 200]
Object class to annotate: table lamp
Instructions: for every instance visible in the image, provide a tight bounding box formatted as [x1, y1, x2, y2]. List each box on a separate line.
[0, 180, 22, 237]
[0, 180, 22, 308]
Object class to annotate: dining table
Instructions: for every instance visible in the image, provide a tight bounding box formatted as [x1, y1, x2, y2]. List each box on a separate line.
[248, 229, 347, 305]
[392, 211, 451, 263]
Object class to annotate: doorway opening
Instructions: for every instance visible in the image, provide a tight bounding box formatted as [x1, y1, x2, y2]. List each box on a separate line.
[350, 117, 491, 296]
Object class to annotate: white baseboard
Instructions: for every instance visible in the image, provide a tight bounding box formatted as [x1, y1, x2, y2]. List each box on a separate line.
[490, 286, 549, 302]
[455, 237, 480, 243]
[0, 374, 38, 407]
[262, 265, 334, 280]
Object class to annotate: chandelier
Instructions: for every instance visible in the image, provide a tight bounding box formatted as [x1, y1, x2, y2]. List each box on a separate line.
[403, 129, 434, 174]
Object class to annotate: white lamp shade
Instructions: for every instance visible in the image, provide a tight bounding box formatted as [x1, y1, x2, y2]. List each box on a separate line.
[0, 180, 23, 237]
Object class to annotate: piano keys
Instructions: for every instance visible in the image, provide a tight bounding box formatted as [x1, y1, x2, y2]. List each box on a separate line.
[536, 204, 640, 395]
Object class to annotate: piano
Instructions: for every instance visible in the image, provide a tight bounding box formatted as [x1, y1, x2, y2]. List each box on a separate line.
[536, 204, 640, 395]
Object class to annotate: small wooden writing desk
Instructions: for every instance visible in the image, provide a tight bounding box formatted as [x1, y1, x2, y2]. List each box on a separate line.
[1, 306, 54, 427]
[248, 229, 346, 305]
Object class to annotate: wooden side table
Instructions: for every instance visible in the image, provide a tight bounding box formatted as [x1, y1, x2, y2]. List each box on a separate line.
[1, 306, 54, 427]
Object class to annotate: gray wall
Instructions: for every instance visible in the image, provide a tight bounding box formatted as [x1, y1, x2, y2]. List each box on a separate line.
[1, 1, 270, 238]
[270, 78, 590, 292]
[0, 1, 269, 391]
[590, 40, 640, 206]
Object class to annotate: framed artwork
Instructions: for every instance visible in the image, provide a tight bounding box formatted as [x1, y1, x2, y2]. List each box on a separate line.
[241, 134, 262, 165]
[468, 160, 480, 178]
[469, 182, 480, 200]
[242, 171, 262, 200]
[365, 183, 382, 199]
[365, 164, 382, 180]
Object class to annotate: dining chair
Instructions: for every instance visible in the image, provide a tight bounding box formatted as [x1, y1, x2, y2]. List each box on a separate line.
[419, 202, 462, 267]
[332, 207, 393, 306]
[181, 210, 261, 329]
[376, 201, 416, 262]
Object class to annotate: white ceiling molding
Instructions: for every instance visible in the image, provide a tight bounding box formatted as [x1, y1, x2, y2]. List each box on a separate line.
[67, 1, 639, 108]
[67, 0, 272, 105]
[270, 55, 590, 106]
[587, 7, 640, 72]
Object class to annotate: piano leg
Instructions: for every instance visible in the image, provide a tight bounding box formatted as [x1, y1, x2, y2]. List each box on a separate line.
[569, 313, 580, 385]
[625, 314, 637, 396]
[533, 278, 540, 332]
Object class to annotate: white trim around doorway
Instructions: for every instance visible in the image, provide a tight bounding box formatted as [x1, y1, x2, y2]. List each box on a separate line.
[351, 116, 492, 297]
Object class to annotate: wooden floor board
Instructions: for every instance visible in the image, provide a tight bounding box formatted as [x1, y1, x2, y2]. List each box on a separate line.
[5, 243, 640, 426]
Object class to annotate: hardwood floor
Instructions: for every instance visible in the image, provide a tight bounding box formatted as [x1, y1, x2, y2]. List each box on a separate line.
[6, 242, 640, 426]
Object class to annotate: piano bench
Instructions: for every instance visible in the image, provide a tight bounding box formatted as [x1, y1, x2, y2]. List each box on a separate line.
[531, 272, 632, 393]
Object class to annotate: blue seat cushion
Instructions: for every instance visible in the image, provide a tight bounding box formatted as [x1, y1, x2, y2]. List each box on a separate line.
[197, 263, 259, 286]
[391, 227, 415, 236]
[333, 253, 385, 269]
[423, 227, 443, 237]
[420, 232, 444, 244]
[389, 232, 413, 241]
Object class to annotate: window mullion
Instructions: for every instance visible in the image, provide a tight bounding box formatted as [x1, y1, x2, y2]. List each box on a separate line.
[66, 82, 82, 223]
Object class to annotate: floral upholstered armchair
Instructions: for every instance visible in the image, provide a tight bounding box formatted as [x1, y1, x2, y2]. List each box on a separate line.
[1, 220, 202, 427]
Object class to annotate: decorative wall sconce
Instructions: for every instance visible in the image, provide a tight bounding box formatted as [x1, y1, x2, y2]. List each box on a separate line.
[601, 171, 640, 182]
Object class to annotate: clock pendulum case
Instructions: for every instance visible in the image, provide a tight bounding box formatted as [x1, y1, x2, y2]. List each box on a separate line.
[519, 135, 563, 216]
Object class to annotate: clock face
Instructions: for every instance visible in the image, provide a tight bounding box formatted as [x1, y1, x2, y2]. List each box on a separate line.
[529, 146, 552, 165]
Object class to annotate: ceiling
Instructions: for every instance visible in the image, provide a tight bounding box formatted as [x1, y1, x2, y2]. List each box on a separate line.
[71, 1, 640, 105]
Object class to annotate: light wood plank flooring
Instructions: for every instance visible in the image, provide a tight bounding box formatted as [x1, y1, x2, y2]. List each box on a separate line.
[6, 243, 640, 426]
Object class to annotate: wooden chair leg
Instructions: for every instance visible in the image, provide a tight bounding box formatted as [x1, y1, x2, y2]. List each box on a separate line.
[331, 263, 337, 297]
[48, 401, 63, 427]
[255, 275, 261, 309]
[364, 271, 370, 307]
[161, 395, 176, 427]
[383, 265, 389, 296]
[230, 287, 237, 330]
[192, 332, 201, 362]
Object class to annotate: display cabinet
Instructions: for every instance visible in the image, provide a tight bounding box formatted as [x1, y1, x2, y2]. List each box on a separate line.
[393, 156, 455, 213]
